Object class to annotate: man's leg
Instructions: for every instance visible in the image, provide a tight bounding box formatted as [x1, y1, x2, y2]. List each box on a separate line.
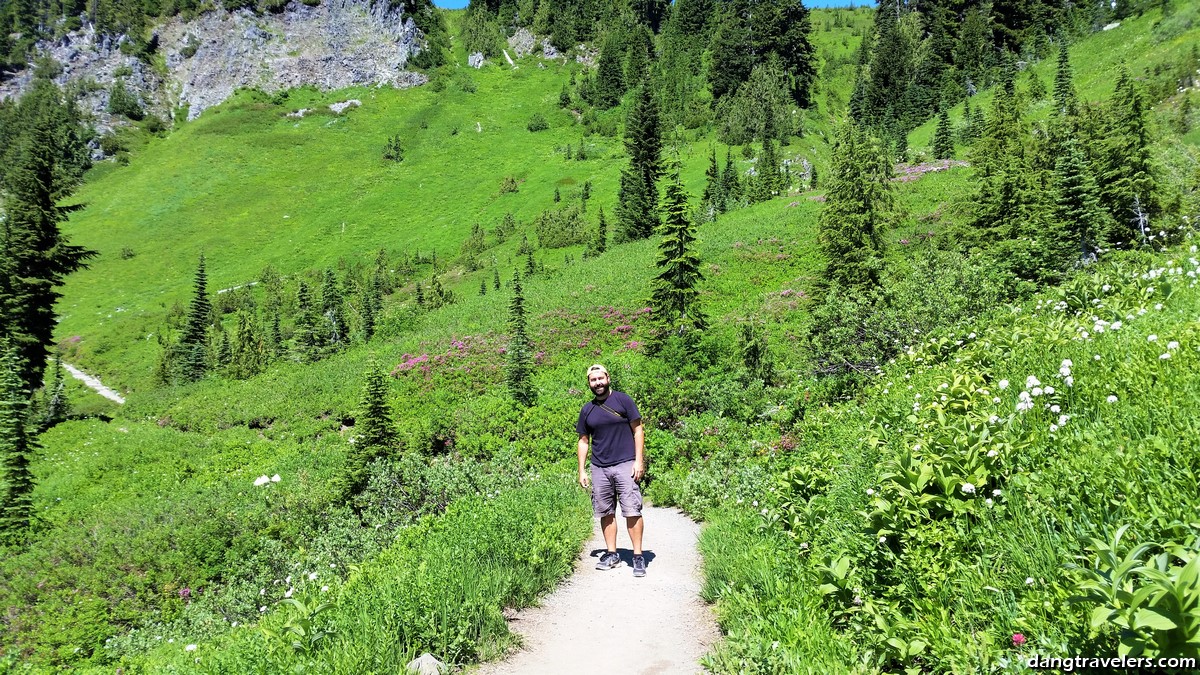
[626, 515, 643, 555]
[601, 513, 618, 552]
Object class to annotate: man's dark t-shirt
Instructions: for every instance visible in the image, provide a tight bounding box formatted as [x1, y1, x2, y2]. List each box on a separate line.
[576, 391, 641, 467]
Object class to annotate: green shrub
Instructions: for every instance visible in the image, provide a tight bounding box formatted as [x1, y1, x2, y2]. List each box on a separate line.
[107, 80, 144, 121]
[526, 113, 549, 132]
[532, 204, 587, 249]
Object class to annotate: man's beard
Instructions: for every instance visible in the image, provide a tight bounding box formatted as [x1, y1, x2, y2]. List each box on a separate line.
[591, 383, 609, 397]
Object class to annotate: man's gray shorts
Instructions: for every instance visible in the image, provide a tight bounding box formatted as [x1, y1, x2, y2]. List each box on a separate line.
[590, 460, 643, 518]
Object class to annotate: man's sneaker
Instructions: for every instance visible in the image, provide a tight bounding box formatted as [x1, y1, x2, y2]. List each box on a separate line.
[632, 555, 646, 578]
[596, 551, 621, 570]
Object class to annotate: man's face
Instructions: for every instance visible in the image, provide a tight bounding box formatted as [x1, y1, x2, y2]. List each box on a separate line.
[588, 371, 610, 396]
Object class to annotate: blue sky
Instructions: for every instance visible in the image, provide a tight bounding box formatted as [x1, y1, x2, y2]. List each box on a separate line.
[433, 0, 863, 8]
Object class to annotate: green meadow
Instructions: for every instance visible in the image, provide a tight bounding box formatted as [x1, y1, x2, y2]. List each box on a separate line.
[1, 4, 1198, 673]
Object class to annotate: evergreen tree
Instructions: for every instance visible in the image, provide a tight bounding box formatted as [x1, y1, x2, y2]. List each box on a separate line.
[215, 328, 232, 374]
[320, 269, 348, 351]
[595, 32, 626, 108]
[362, 276, 381, 343]
[229, 311, 262, 379]
[972, 85, 1069, 280]
[525, 251, 537, 277]
[625, 24, 653, 84]
[817, 122, 893, 293]
[651, 166, 707, 346]
[1100, 68, 1158, 244]
[753, 136, 782, 202]
[961, 97, 974, 142]
[722, 147, 742, 206]
[493, 266, 501, 290]
[480, 278, 488, 296]
[701, 148, 725, 214]
[1054, 136, 1109, 261]
[342, 356, 397, 498]
[931, 107, 954, 159]
[40, 355, 67, 430]
[415, 281, 425, 308]
[616, 79, 664, 242]
[1026, 68, 1047, 102]
[292, 281, 319, 363]
[708, 9, 753, 101]
[0, 78, 95, 393]
[616, 167, 656, 243]
[1053, 41, 1079, 118]
[1176, 94, 1193, 134]
[175, 255, 211, 381]
[586, 207, 609, 258]
[506, 272, 534, 406]
[810, 163, 818, 190]
[0, 340, 36, 538]
[269, 312, 283, 360]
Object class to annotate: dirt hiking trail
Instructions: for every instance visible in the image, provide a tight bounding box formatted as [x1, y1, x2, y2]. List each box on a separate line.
[476, 504, 720, 675]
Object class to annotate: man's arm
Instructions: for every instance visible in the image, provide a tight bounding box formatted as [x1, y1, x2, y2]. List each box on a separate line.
[577, 434, 590, 489]
[630, 419, 644, 481]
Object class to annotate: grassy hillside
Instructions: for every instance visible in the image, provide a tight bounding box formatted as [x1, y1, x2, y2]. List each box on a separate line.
[1, 4, 1198, 672]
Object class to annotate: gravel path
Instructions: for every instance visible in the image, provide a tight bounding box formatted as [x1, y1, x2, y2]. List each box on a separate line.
[476, 504, 719, 675]
[62, 363, 125, 404]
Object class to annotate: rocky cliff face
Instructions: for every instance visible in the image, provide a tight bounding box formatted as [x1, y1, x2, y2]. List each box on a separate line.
[0, 0, 427, 129]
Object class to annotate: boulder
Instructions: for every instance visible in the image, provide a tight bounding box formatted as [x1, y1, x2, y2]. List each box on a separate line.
[405, 653, 447, 675]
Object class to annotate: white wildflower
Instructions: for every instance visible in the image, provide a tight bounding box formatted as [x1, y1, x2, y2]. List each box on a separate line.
[1148, 334, 1158, 342]
[961, 482, 976, 495]
[1168, 341, 1179, 350]
[185, 645, 197, 652]
[998, 379, 1009, 390]
[254, 475, 270, 487]
[1107, 395, 1118, 403]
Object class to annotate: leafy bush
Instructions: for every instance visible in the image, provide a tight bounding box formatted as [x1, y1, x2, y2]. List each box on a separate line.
[382, 134, 405, 162]
[107, 80, 144, 121]
[526, 113, 549, 132]
[532, 204, 587, 249]
[498, 175, 520, 194]
[180, 34, 202, 58]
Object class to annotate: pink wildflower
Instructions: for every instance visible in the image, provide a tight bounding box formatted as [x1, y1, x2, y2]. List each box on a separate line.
[1012, 633, 1026, 647]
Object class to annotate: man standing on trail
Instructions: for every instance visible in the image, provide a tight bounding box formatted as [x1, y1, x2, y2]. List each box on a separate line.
[577, 363, 647, 578]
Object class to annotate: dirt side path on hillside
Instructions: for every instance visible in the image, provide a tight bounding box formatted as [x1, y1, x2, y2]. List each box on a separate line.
[63, 363, 125, 405]
[475, 504, 720, 675]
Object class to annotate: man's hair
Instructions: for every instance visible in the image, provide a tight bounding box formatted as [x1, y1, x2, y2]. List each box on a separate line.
[586, 363, 609, 379]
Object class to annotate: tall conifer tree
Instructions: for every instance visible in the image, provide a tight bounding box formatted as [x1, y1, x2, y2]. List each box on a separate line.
[176, 255, 212, 382]
[1100, 68, 1158, 244]
[1054, 136, 1108, 260]
[932, 108, 954, 159]
[616, 80, 663, 242]
[293, 281, 319, 363]
[0, 79, 95, 393]
[817, 123, 893, 293]
[342, 355, 397, 498]
[506, 272, 534, 406]
[320, 269, 348, 351]
[651, 166, 707, 346]
[1053, 41, 1079, 118]
[0, 340, 36, 537]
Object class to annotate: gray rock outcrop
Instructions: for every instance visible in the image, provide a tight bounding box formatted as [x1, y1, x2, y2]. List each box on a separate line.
[0, 0, 427, 127]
